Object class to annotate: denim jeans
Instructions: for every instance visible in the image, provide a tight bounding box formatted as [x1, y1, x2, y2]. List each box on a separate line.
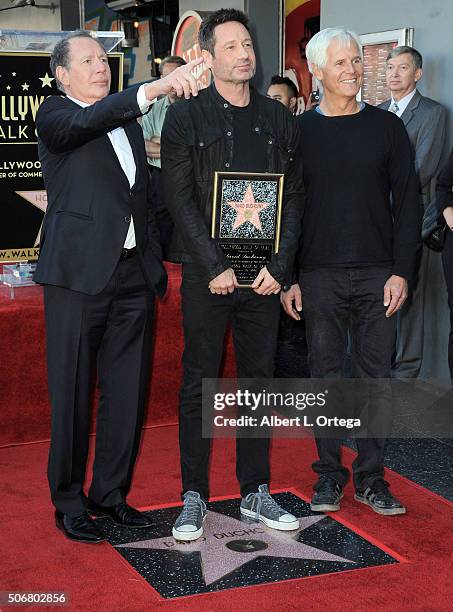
[300, 266, 396, 490]
[179, 263, 281, 500]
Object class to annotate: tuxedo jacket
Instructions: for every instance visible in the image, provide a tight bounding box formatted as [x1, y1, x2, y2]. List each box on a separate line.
[379, 90, 446, 200]
[34, 85, 167, 296]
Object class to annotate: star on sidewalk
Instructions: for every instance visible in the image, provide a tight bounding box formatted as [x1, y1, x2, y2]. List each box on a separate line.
[39, 72, 54, 88]
[15, 191, 47, 246]
[117, 510, 355, 585]
[227, 183, 271, 232]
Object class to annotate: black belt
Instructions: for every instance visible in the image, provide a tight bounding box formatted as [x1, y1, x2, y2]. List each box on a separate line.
[119, 247, 137, 261]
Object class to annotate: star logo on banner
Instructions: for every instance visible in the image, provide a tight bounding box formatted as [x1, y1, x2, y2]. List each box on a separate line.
[117, 511, 355, 585]
[12, 72, 16, 77]
[15, 191, 48, 246]
[21, 83, 30, 91]
[6, 85, 11, 90]
[227, 183, 271, 232]
[39, 73, 54, 88]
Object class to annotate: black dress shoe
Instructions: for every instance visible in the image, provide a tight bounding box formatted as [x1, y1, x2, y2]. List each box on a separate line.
[87, 501, 153, 528]
[55, 511, 105, 543]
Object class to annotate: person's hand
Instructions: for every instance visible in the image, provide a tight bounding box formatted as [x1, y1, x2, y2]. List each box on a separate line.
[208, 268, 238, 295]
[443, 205, 453, 230]
[280, 284, 302, 320]
[251, 267, 281, 295]
[144, 138, 161, 159]
[383, 275, 408, 317]
[145, 57, 203, 101]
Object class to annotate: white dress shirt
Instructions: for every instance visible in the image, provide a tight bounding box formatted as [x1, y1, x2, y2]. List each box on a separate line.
[390, 88, 417, 118]
[67, 85, 152, 249]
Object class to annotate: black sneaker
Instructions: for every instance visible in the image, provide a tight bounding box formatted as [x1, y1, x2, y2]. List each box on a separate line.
[310, 476, 343, 512]
[354, 480, 406, 516]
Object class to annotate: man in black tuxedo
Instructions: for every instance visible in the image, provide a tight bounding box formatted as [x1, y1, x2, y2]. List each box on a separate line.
[34, 31, 200, 543]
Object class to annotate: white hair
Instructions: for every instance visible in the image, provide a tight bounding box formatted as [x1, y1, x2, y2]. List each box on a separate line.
[305, 27, 362, 74]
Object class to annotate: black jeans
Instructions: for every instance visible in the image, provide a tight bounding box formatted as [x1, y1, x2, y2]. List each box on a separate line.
[179, 263, 281, 500]
[442, 230, 453, 383]
[149, 166, 174, 260]
[300, 267, 396, 490]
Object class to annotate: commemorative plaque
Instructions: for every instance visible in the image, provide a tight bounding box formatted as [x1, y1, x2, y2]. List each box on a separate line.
[211, 172, 284, 286]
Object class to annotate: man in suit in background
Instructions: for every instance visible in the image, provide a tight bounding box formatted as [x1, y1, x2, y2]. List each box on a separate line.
[34, 31, 200, 543]
[380, 46, 446, 378]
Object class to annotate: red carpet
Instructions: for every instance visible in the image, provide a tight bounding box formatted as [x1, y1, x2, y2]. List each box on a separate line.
[1, 429, 452, 611]
[0, 263, 235, 447]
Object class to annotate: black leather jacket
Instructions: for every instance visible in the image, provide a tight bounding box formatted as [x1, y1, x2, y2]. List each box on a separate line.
[161, 83, 304, 285]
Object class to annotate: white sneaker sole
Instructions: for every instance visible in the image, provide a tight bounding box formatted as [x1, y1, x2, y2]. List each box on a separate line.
[172, 514, 206, 541]
[240, 507, 300, 531]
[172, 525, 203, 541]
[354, 494, 406, 515]
[310, 492, 344, 513]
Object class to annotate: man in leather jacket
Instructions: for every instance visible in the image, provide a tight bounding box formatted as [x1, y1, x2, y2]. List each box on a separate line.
[161, 8, 304, 542]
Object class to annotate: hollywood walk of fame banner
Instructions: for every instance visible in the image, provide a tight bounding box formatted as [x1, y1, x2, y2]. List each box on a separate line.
[211, 172, 284, 286]
[0, 51, 123, 263]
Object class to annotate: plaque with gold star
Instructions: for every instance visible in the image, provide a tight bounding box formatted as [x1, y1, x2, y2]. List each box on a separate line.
[212, 172, 284, 286]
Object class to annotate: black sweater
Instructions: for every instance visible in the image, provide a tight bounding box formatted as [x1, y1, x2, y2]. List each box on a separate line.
[297, 104, 421, 281]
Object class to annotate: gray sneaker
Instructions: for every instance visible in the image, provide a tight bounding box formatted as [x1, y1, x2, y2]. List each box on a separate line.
[172, 491, 207, 541]
[240, 484, 299, 531]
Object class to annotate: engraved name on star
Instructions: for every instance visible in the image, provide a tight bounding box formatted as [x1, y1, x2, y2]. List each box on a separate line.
[39, 73, 54, 88]
[116, 510, 355, 585]
[227, 183, 271, 232]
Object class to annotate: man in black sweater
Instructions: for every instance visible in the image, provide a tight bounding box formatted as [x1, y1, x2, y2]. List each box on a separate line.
[282, 28, 420, 516]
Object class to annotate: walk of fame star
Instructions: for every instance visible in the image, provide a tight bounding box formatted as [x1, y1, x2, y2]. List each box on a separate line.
[227, 183, 271, 232]
[117, 511, 354, 585]
[97, 492, 399, 598]
[15, 191, 47, 245]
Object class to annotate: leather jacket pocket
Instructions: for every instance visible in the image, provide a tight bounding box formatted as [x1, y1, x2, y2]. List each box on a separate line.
[193, 126, 223, 182]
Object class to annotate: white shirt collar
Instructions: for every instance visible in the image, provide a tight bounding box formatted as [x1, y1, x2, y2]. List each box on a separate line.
[66, 95, 91, 108]
[391, 88, 417, 117]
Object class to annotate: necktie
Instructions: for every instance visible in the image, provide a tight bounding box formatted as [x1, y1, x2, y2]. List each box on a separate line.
[390, 101, 399, 114]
